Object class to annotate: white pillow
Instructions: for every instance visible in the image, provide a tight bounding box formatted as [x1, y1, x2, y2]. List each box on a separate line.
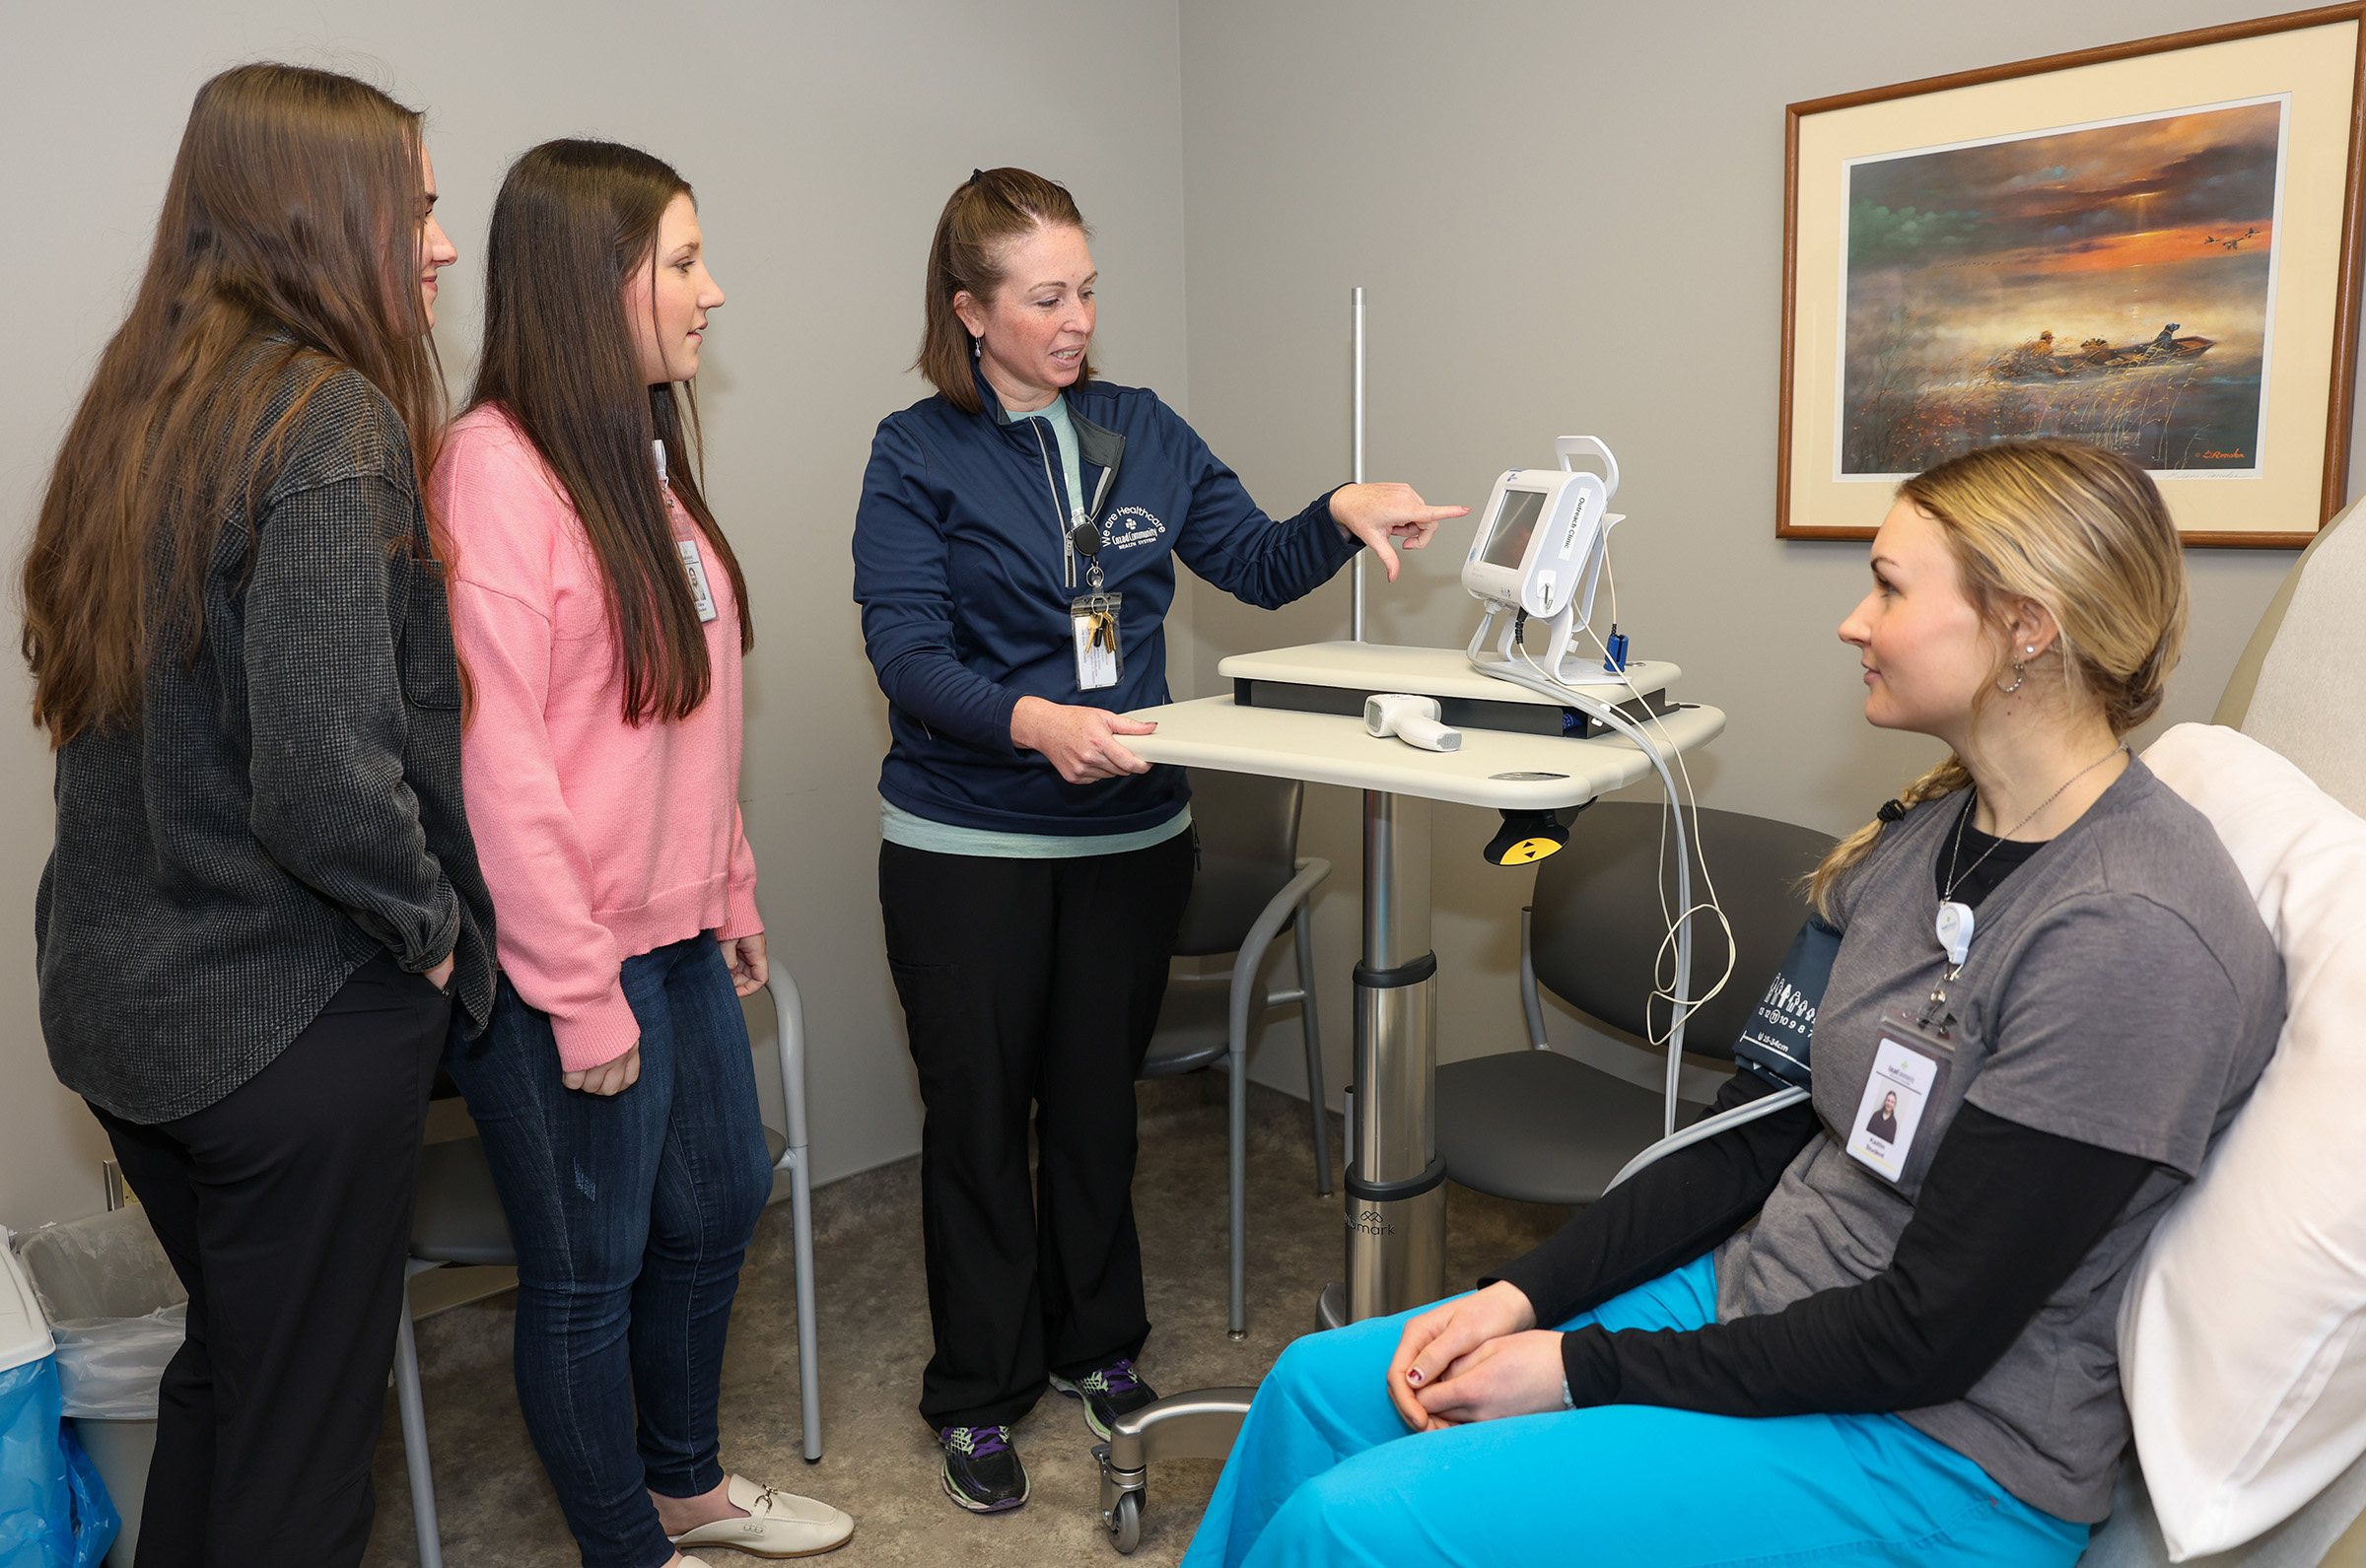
[2122, 722, 2366, 1560]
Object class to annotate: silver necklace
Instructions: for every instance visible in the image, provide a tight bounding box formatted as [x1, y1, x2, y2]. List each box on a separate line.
[1932, 743, 2126, 968]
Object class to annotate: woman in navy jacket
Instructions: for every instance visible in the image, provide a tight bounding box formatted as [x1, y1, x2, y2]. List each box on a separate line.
[855, 167, 1463, 1516]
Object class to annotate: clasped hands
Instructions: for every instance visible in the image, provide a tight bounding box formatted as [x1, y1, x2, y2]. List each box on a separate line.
[1385, 1279, 1569, 1432]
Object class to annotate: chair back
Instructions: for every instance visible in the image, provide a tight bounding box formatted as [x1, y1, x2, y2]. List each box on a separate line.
[2214, 492, 2366, 815]
[1528, 801, 1834, 1058]
[1171, 769, 1303, 957]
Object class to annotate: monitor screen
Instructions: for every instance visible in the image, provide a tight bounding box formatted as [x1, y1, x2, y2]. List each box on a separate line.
[1482, 488, 1547, 570]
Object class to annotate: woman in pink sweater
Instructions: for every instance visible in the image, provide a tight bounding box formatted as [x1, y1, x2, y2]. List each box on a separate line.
[435, 140, 851, 1567]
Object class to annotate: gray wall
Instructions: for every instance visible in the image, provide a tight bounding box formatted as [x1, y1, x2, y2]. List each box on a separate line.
[1175, 0, 2363, 1107]
[4, 0, 2358, 1229]
[0, 0, 1190, 1231]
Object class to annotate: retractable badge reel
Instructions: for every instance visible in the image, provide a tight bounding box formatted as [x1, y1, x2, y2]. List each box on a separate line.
[1069, 517, 1121, 691]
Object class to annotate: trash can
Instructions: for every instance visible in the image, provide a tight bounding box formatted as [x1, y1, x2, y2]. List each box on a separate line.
[1, 1224, 117, 1567]
[14, 1209, 186, 1568]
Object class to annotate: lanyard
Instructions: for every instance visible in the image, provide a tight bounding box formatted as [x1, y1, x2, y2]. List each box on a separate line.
[1023, 416, 1114, 591]
[1922, 745, 2124, 1031]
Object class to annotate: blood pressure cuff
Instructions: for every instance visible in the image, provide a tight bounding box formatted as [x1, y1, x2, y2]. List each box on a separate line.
[1730, 915, 1842, 1093]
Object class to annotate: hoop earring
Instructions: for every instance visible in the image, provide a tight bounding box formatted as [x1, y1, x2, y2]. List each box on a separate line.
[1996, 662, 2027, 695]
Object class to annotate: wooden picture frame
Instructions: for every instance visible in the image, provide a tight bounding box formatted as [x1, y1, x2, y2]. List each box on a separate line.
[1776, 6, 2366, 546]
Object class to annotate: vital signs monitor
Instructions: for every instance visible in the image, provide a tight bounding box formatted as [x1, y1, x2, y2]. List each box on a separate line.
[1462, 464, 1611, 619]
[1462, 436, 1626, 688]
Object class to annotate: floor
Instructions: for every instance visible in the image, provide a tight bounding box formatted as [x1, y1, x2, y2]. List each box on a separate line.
[361, 1077, 1567, 1568]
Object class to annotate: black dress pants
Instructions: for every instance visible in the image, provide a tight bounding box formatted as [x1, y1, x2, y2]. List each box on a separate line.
[91, 953, 451, 1568]
[880, 830, 1195, 1429]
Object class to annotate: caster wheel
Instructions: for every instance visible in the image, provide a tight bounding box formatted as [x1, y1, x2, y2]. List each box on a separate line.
[1109, 1487, 1144, 1553]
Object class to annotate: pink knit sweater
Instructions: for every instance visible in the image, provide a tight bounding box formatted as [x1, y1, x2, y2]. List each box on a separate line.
[434, 405, 759, 1071]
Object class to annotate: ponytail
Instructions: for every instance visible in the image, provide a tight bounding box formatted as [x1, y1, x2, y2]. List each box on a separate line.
[1808, 754, 1971, 921]
[913, 167, 1091, 412]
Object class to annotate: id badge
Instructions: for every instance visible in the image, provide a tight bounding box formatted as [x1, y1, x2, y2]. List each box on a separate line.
[1844, 1009, 1955, 1186]
[678, 539, 719, 624]
[1072, 591, 1122, 692]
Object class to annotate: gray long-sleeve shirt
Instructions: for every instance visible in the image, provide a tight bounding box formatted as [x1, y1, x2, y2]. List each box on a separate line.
[36, 347, 495, 1124]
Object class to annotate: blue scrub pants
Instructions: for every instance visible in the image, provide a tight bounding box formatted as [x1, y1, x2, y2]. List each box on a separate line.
[1182, 1256, 2090, 1568]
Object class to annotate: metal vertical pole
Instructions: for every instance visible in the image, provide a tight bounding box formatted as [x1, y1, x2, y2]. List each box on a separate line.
[1351, 286, 1366, 643]
[1343, 790, 1444, 1321]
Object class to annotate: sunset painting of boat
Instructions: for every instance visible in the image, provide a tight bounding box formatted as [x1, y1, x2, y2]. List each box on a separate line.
[1841, 99, 2281, 477]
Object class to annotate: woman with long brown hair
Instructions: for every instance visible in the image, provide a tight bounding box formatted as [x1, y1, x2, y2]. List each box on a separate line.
[435, 140, 851, 1566]
[24, 63, 493, 1565]
[1182, 441, 2283, 1568]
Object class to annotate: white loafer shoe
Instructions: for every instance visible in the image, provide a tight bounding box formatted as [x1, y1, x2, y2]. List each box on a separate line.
[666, 1474, 855, 1558]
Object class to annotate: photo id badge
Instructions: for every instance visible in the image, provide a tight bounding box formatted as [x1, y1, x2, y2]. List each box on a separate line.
[1844, 1010, 1955, 1185]
[677, 539, 719, 624]
[1072, 591, 1122, 692]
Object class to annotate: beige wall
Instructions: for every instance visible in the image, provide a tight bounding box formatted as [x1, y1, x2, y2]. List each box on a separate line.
[1175, 0, 2366, 1107]
[0, 0, 1190, 1230]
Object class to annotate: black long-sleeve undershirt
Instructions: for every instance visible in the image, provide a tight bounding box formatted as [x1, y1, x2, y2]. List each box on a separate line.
[1489, 799, 2161, 1418]
[1550, 1104, 2154, 1413]
[1489, 1067, 1819, 1327]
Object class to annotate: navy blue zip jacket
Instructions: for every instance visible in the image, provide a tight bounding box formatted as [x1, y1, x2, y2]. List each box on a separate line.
[855, 369, 1357, 836]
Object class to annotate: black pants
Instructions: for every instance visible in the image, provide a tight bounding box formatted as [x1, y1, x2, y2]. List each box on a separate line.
[880, 830, 1195, 1429]
[92, 953, 451, 1568]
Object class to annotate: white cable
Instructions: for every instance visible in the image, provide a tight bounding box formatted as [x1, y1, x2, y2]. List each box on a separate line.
[1603, 1086, 1808, 1193]
[1513, 636, 1735, 1036]
[1569, 560, 1734, 1044]
[1493, 640, 1712, 1138]
[1605, 542, 1619, 634]
[1486, 549, 1739, 1137]
[1562, 547, 1803, 1194]
[1568, 561, 1797, 1189]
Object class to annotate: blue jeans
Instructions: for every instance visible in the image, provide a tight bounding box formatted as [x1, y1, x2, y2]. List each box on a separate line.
[1183, 1255, 2091, 1568]
[448, 936, 774, 1568]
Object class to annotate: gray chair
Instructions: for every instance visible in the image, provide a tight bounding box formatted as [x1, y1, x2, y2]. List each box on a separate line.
[391, 977, 820, 1568]
[1142, 769, 1332, 1339]
[1435, 801, 1834, 1207]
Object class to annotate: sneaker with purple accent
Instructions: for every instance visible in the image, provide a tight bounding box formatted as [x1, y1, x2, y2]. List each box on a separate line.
[1048, 1358, 1159, 1441]
[937, 1424, 1027, 1514]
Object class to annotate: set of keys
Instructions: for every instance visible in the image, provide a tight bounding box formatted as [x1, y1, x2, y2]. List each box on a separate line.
[1067, 519, 1121, 691]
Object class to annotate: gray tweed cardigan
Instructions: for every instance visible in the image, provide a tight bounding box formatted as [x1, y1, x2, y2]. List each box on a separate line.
[36, 349, 495, 1124]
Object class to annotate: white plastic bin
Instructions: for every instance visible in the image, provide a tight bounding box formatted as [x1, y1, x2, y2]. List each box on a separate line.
[1, 1225, 64, 1561]
[0, 1223, 54, 1368]
[15, 1209, 186, 1568]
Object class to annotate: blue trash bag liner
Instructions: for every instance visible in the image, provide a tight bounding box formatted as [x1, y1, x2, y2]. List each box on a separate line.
[59, 1424, 119, 1568]
[0, 1358, 119, 1568]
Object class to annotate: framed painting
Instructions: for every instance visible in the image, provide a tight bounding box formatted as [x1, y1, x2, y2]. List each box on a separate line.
[1777, 6, 2366, 546]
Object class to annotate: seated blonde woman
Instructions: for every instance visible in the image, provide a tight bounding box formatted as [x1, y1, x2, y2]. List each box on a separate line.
[1183, 440, 2285, 1568]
